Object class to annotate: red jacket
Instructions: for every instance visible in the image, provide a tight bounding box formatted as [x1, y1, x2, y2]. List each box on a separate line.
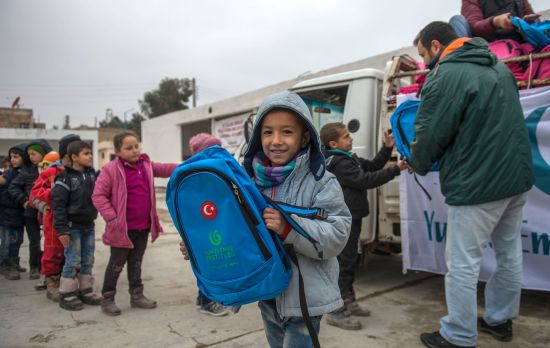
[462, 0, 534, 40]
[92, 154, 178, 249]
[30, 163, 64, 225]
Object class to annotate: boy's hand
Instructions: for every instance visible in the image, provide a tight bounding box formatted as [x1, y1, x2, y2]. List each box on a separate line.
[384, 131, 395, 148]
[179, 241, 189, 260]
[59, 235, 70, 248]
[23, 200, 29, 209]
[263, 208, 285, 235]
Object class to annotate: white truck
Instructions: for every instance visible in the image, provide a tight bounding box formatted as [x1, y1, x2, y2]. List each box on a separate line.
[236, 52, 550, 256]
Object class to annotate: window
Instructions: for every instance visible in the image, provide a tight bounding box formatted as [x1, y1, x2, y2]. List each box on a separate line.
[298, 85, 348, 130]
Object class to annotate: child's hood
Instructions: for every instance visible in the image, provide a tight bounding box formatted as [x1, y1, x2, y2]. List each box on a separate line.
[8, 143, 30, 166]
[243, 91, 325, 181]
[25, 138, 53, 155]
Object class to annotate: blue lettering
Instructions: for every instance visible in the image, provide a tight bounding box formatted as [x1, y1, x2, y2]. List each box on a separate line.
[531, 232, 550, 256]
[435, 222, 447, 242]
[424, 210, 435, 241]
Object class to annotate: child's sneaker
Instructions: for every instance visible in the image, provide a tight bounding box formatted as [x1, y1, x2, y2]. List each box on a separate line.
[29, 267, 40, 280]
[199, 301, 228, 317]
[478, 317, 513, 342]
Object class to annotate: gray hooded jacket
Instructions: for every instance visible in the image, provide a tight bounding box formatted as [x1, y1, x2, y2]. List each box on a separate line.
[244, 91, 351, 317]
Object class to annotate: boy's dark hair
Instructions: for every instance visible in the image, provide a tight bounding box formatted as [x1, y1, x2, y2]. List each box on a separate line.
[415, 21, 458, 49]
[320, 123, 346, 148]
[67, 141, 92, 160]
[113, 130, 139, 152]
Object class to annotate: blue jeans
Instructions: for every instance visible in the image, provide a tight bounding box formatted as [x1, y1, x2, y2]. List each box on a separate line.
[61, 227, 95, 278]
[258, 300, 321, 348]
[0, 225, 10, 264]
[8, 226, 24, 259]
[440, 193, 527, 347]
[449, 15, 472, 38]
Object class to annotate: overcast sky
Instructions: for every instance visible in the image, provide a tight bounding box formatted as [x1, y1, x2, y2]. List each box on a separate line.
[1, 0, 549, 128]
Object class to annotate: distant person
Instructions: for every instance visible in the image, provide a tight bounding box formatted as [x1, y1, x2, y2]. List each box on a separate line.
[412, 22, 533, 348]
[185, 133, 229, 317]
[450, 0, 540, 41]
[8, 139, 53, 280]
[0, 145, 27, 280]
[30, 134, 82, 302]
[52, 141, 102, 311]
[320, 123, 407, 331]
[92, 130, 178, 316]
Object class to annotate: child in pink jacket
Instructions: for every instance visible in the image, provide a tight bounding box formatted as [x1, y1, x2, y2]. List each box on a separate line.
[92, 130, 178, 316]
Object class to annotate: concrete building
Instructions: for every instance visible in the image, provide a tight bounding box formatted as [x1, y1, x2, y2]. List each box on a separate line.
[0, 128, 99, 169]
[0, 107, 45, 129]
[142, 45, 419, 183]
[73, 126, 126, 168]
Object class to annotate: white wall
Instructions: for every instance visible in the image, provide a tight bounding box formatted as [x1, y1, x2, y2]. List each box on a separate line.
[0, 128, 99, 169]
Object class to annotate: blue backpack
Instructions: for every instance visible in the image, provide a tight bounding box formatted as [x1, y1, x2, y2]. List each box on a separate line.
[390, 99, 434, 199]
[165, 145, 325, 306]
[511, 17, 550, 50]
[390, 99, 420, 162]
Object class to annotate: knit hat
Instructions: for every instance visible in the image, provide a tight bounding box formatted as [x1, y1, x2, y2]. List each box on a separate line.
[27, 144, 46, 156]
[189, 133, 222, 155]
[59, 134, 81, 157]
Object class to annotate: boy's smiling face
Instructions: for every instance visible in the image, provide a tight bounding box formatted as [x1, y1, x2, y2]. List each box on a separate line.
[260, 110, 310, 166]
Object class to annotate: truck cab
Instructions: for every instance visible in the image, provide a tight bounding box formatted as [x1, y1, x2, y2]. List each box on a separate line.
[289, 68, 402, 253]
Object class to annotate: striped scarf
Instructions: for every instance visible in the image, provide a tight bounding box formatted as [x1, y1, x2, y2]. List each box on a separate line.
[252, 152, 295, 188]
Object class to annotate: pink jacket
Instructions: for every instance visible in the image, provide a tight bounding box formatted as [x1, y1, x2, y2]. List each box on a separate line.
[92, 154, 178, 248]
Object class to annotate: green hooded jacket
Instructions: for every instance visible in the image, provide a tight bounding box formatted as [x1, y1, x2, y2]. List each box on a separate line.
[410, 37, 534, 206]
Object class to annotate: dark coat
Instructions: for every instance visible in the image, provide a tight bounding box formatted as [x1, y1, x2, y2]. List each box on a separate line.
[51, 166, 98, 235]
[324, 147, 400, 219]
[0, 167, 25, 227]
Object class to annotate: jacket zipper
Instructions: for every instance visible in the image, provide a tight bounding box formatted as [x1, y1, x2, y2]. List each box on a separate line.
[174, 168, 271, 264]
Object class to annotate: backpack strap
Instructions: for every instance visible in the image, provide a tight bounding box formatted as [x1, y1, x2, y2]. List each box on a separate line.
[263, 195, 323, 259]
[284, 244, 321, 348]
[262, 194, 322, 348]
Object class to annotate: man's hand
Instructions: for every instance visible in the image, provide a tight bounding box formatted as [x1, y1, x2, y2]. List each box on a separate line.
[179, 241, 189, 260]
[397, 160, 410, 171]
[493, 13, 514, 30]
[59, 235, 70, 248]
[384, 131, 395, 148]
[263, 208, 285, 235]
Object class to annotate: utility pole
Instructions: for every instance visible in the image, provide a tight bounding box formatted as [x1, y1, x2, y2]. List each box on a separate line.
[192, 77, 196, 108]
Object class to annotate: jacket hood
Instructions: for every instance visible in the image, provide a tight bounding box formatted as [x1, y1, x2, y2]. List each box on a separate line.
[8, 143, 30, 165]
[439, 37, 496, 67]
[25, 138, 53, 155]
[243, 91, 325, 181]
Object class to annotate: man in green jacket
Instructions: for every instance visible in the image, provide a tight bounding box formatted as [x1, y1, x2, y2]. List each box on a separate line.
[411, 22, 534, 348]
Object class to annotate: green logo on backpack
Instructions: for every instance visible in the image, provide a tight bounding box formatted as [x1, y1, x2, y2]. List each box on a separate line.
[209, 229, 222, 246]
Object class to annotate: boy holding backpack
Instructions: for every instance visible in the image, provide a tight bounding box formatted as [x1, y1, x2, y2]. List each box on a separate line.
[320, 122, 407, 330]
[181, 91, 351, 347]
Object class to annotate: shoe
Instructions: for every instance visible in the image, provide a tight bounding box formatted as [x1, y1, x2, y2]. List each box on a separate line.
[199, 301, 228, 317]
[5, 258, 20, 280]
[345, 299, 371, 317]
[59, 277, 84, 311]
[101, 291, 121, 316]
[326, 309, 362, 330]
[130, 286, 157, 309]
[420, 332, 475, 348]
[478, 317, 512, 342]
[29, 267, 40, 280]
[77, 274, 102, 305]
[34, 279, 47, 291]
[45, 275, 61, 303]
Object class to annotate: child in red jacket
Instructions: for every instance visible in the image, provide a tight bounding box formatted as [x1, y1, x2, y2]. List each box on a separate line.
[30, 134, 81, 302]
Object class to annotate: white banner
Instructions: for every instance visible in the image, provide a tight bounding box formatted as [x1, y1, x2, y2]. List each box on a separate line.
[401, 86, 550, 291]
[213, 113, 248, 154]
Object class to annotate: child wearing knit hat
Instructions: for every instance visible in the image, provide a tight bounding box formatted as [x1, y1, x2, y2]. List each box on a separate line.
[188, 133, 222, 155]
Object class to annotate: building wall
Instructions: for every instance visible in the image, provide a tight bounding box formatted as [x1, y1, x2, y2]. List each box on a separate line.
[0, 128, 99, 169]
[0, 107, 43, 128]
